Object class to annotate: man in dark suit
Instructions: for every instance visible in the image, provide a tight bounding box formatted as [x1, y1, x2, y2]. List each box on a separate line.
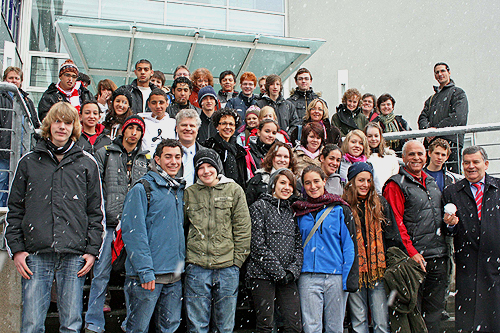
[443, 145, 500, 333]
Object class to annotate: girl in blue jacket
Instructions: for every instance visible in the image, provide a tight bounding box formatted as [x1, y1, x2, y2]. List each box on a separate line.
[292, 165, 358, 333]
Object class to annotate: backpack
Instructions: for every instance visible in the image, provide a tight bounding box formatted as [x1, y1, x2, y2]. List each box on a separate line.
[111, 178, 152, 272]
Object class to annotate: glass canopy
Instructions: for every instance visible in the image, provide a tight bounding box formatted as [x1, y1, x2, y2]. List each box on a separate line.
[55, 17, 325, 89]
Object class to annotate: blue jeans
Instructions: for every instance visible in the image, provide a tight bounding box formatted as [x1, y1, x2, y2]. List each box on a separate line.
[298, 273, 348, 333]
[125, 277, 182, 333]
[85, 227, 114, 332]
[347, 281, 389, 333]
[184, 264, 239, 333]
[0, 158, 10, 206]
[22, 253, 86, 333]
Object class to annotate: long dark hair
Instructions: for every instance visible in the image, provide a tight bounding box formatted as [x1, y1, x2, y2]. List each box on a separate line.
[342, 172, 386, 226]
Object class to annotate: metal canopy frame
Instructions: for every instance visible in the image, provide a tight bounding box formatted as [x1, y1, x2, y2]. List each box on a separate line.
[55, 17, 325, 89]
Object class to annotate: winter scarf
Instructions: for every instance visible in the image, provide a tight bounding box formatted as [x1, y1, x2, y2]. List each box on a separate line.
[378, 112, 401, 150]
[153, 159, 185, 189]
[355, 198, 386, 288]
[56, 81, 82, 112]
[344, 152, 367, 164]
[297, 145, 321, 160]
[292, 191, 348, 217]
[46, 138, 74, 158]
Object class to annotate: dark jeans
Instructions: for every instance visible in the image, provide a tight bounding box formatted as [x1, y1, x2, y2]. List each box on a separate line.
[250, 278, 301, 333]
[418, 257, 448, 333]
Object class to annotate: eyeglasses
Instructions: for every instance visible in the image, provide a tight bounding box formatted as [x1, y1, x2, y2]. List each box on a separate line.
[62, 73, 78, 79]
[219, 122, 235, 127]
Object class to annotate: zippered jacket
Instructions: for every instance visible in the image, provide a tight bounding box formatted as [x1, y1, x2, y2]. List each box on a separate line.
[246, 194, 303, 281]
[297, 203, 358, 292]
[184, 175, 251, 269]
[94, 140, 150, 229]
[5, 140, 105, 257]
[121, 171, 185, 284]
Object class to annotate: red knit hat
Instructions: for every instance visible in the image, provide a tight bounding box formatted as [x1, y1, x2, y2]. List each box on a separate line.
[122, 115, 146, 139]
[59, 59, 79, 77]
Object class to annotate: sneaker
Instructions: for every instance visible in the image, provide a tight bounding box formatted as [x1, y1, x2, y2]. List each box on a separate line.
[103, 304, 111, 312]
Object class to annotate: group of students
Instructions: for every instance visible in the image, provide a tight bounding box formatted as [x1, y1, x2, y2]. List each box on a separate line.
[3, 58, 463, 333]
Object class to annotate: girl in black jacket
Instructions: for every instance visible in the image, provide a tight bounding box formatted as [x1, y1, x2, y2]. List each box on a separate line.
[246, 168, 303, 333]
[245, 119, 279, 177]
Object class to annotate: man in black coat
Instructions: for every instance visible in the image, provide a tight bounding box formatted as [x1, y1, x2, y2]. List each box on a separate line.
[119, 59, 156, 114]
[443, 146, 500, 332]
[287, 68, 320, 120]
[5, 102, 104, 333]
[38, 59, 93, 121]
[418, 62, 468, 173]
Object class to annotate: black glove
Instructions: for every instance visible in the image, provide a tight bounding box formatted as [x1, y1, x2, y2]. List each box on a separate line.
[278, 271, 295, 285]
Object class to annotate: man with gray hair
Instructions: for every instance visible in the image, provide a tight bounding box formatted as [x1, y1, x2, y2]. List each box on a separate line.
[383, 140, 448, 333]
[443, 146, 500, 332]
[175, 108, 205, 187]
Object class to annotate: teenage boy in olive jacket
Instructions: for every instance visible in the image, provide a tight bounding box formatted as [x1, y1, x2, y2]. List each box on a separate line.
[184, 148, 251, 333]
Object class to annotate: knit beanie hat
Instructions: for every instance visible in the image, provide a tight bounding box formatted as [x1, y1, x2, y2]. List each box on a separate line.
[245, 105, 261, 118]
[194, 148, 223, 175]
[59, 59, 79, 77]
[122, 115, 146, 139]
[197, 85, 218, 107]
[347, 162, 373, 181]
[112, 86, 133, 107]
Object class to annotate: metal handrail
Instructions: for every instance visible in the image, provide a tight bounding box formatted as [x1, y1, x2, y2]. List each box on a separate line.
[382, 123, 500, 140]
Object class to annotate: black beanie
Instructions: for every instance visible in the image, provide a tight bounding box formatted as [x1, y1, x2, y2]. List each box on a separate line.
[194, 148, 223, 175]
[112, 86, 133, 107]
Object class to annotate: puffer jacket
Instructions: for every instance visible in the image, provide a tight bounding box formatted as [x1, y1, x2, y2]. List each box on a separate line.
[256, 94, 300, 134]
[5, 140, 105, 257]
[331, 104, 368, 136]
[383, 167, 447, 259]
[76, 123, 112, 155]
[94, 139, 151, 229]
[121, 170, 185, 284]
[38, 82, 93, 121]
[287, 87, 320, 120]
[418, 79, 468, 146]
[184, 175, 251, 269]
[246, 194, 303, 282]
[226, 92, 258, 120]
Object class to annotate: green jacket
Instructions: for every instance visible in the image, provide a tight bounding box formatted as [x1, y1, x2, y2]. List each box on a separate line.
[184, 175, 251, 269]
[383, 247, 428, 333]
[331, 104, 368, 136]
